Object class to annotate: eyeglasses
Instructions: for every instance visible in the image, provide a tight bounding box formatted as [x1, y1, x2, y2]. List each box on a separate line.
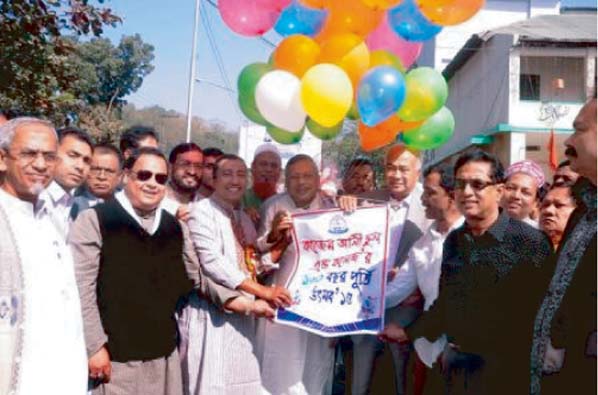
[455, 178, 496, 192]
[133, 170, 168, 185]
[90, 166, 119, 176]
[7, 149, 58, 164]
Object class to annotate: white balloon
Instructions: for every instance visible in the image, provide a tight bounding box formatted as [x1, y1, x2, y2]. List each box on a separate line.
[255, 70, 306, 132]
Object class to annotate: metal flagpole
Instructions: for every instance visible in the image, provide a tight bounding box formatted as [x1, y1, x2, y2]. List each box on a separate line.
[185, 0, 201, 143]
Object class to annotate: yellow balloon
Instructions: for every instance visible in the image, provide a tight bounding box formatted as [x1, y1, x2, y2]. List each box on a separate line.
[369, 50, 405, 73]
[301, 64, 353, 127]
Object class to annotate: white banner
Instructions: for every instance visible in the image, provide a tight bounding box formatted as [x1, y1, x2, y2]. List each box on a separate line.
[275, 206, 389, 337]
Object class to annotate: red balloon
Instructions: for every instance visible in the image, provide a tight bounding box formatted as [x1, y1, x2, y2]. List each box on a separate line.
[220, 0, 280, 36]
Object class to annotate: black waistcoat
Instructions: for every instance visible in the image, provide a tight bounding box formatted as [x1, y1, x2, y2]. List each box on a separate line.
[94, 198, 190, 362]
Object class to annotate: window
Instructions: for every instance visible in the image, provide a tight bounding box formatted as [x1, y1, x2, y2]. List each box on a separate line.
[520, 74, 540, 101]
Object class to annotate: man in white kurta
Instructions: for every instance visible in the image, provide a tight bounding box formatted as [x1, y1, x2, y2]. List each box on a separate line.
[0, 117, 87, 395]
[256, 154, 337, 395]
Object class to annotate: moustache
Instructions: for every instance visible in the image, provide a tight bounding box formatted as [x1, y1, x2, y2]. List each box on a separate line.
[564, 146, 577, 157]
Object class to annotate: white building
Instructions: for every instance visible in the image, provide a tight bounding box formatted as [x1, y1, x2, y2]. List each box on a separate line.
[425, 13, 596, 176]
[420, 0, 562, 71]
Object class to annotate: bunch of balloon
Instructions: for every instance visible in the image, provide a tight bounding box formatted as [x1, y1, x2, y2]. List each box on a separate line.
[221, 0, 484, 148]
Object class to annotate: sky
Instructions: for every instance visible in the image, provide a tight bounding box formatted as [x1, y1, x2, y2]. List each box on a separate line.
[105, 0, 277, 129]
[103, 0, 596, 130]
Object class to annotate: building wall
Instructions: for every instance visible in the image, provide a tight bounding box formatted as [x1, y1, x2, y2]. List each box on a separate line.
[431, 34, 514, 161]
[422, 0, 560, 70]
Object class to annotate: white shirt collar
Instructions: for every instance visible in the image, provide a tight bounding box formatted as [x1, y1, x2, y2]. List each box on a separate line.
[115, 190, 163, 235]
[430, 216, 465, 238]
[45, 181, 73, 205]
[0, 188, 48, 218]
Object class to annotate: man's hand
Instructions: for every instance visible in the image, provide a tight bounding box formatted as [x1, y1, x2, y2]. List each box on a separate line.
[387, 267, 399, 282]
[337, 195, 359, 213]
[89, 346, 111, 383]
[244, 207, 260, 225]
[176, 205, 191, 222]
[263, 285, 292, 308]
[251, 299, 276, 319]
[267, 211, 293, 243]
[378, 323, 409, 343]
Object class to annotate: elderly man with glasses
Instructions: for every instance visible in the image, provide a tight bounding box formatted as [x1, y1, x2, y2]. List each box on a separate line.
[0, 117, 87, 395]
[383, 150, 553, 394]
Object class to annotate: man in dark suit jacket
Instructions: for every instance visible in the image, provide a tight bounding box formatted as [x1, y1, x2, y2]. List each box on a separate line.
[383, 150, 553, 394]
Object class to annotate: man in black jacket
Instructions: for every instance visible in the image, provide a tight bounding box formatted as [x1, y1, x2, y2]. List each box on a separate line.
[382, 150, 553, 394]
[530, 97, 597, 395]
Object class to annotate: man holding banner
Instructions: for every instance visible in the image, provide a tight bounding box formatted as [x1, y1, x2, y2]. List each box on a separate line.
[256, 154, 340, 395]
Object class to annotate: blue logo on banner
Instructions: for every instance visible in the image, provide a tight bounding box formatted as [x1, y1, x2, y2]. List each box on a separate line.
[328, 214, 348, 234]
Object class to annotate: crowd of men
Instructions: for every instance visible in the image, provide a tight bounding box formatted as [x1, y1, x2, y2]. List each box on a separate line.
[0, 96, 595, 395]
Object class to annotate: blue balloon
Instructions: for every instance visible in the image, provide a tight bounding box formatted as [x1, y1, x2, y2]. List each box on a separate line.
[357, 66, 406, 127]
[388, 0, 442, 42]
[274, 0, 327, 37]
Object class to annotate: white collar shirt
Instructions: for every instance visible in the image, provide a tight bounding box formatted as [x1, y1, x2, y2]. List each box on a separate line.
[0, 189, 87, 395]
[115, 190, 162, 235]
[43, 181, 75, 240]
[385, 185, 419, 272]
[386, 216, 465, 310]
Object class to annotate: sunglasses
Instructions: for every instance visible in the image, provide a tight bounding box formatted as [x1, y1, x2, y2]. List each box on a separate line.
[133, 170, 168, 185]
[455, 178, 496, 192]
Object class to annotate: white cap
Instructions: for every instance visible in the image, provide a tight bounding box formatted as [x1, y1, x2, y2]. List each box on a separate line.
[253, 143, 281, 160]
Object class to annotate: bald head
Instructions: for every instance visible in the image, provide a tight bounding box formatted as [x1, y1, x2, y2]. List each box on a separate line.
[565, 98, 597, 184]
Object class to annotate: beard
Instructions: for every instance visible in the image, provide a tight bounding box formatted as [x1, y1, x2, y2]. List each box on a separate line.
[253, 181, 277, 201]
[173, 176, 200, 194]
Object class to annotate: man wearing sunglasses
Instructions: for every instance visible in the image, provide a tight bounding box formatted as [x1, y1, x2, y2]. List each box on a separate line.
[383, 150, 553, 394]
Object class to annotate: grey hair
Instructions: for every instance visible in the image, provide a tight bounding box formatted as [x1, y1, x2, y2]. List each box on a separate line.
[0, 117, 56, 150]
[284, 154, 319, 178]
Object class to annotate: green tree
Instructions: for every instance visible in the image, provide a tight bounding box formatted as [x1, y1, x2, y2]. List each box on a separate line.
[68, 34, 155, 110]
[0, 0, 120, 122]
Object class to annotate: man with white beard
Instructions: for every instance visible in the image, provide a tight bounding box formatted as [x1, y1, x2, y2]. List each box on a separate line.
[0, 117, 87, 395]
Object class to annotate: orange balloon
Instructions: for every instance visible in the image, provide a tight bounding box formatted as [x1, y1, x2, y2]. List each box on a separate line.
[298, 0, 327, 8]
[358, 116, 422, 151]
[273, 35, 321, 77]
[360, 0, 401, 10]
[317, 0, 384, 39]
[319, 34, 370, 88]
[417, 0, 485, 26]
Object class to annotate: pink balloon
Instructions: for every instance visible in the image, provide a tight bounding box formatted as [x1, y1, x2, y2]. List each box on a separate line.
[219, 0, 280, 36]
[366, 15, 422, 69]
[257, 0, 293, 11]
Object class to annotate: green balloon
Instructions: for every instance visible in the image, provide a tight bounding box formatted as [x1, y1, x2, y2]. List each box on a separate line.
[238, 62, 273, 125]
[266, 124, 305, 145]
[306, 118, 343, 141]
[402, 106, 455, 150]
[346, 102, 360, 120]
[397, 67, 448, 122]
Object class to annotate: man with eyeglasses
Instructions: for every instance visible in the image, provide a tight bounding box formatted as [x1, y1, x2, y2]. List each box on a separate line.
[0, 117, 87, 395]
[383, 150, 553, 394]
[70, 147, 254, 394]
[70, 143, 123, 220]
[42, 126, 94, 240]
[162, 142, 204, 221]
[69, 147, 192, 394]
